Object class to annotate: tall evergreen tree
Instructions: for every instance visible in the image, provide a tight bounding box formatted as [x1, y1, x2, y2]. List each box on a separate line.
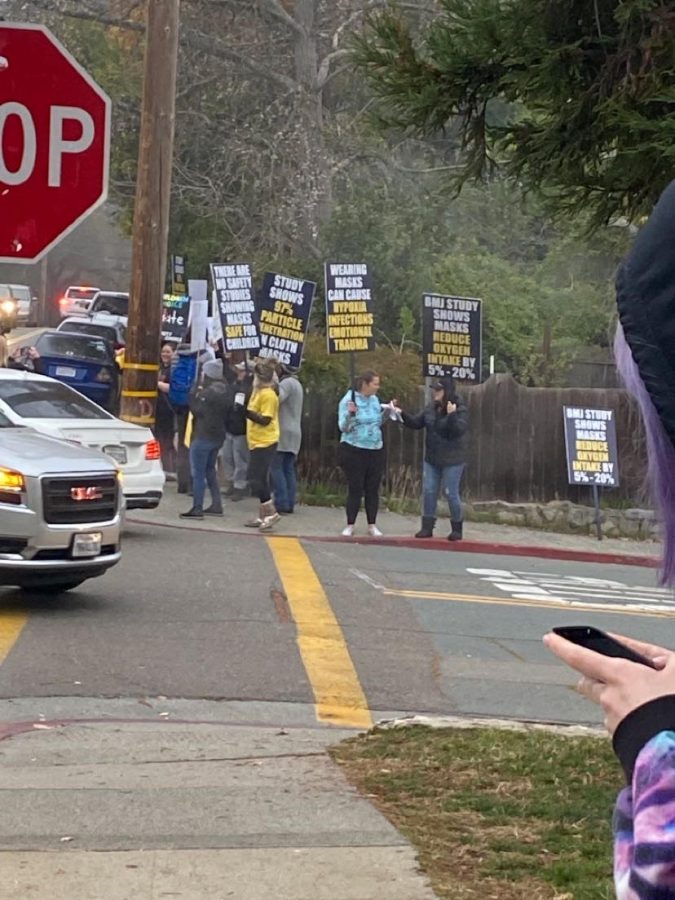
[352, 0, 675, 226]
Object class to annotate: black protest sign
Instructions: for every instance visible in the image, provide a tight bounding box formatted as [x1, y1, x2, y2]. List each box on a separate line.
[210, 263, 260, 353]
[324, 261, 375, 354]
[563, 406, 620, 487]
[161, 293, 190, 341]
[257, 272, 316, 368]
[170, 254, 186, 295]
[422, 293, 482, 382]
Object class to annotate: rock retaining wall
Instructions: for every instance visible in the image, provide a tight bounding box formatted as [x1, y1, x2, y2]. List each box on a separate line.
[464, 500, 659, 540]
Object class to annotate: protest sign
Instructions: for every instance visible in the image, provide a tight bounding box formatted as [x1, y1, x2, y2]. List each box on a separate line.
[422, 293, 482, 382]
[170, 254, 186, 295]
[324, 261, 375, 353]
[563, 406, 619, 487]
[161, 293, 190, 342]
[188, 279, 208, 352]
[211, 263, 260, 353]
[257, 272, 315, 368]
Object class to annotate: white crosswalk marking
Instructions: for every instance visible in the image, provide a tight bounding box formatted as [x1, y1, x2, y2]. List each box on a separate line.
[467, 567, 674, 614]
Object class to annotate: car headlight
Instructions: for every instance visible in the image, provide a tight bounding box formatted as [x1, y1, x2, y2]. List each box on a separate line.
[0, 467, 25, 505]
[1, 299, 16, 314]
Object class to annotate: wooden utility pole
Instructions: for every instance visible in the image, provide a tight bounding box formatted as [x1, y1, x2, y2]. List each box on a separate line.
[121, 0, 180, 425]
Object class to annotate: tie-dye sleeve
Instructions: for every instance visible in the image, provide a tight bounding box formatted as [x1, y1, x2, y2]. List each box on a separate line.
[612, 697, 675, 898]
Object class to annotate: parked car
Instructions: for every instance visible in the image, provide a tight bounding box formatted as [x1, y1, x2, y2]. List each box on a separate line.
[88, 291, 129, 322]
[0, 285, 18, 331]
[59, 286, 100, 319]
[0, 284, 38, 325]
[57, 315, 127, 350]
[30, 330, 121, 413]
[0, 409, 122, 592]
[0, 370, 164, 510]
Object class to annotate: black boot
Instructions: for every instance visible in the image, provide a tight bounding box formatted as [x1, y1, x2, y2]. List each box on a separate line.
[180, 507, 204, 519]
[415, 516, 435, 538]
[448, 520, 463, 541]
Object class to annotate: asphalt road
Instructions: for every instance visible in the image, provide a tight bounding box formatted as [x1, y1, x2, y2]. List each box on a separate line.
[0, 522, 671, 728]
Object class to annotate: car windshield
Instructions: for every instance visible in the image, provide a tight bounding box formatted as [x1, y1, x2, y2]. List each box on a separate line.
[91, 295, 128, 317]
[61, 322, 124, 343]
[9, 286, 30, 302]
[66, 288, 98, 301]
[0, 380, 113, 420]
[36, 333, 112, 363]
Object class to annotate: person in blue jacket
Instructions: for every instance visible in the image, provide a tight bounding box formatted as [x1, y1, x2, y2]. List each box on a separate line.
[545, 180, 675, 899]
[338, 370, 387, 537]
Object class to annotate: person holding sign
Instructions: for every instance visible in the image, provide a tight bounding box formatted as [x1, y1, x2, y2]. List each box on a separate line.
[241, 360, 281, 532]
[544, 181, 675, 899]
[394, 376, 468, 540]
[338, 370, 387, 537]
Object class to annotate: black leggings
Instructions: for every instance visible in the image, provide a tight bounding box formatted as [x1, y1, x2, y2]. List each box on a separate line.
[340, 443, 384, 525]
[248, 444, 277, 503]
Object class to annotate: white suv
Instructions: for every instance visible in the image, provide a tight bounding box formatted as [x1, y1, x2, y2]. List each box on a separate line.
[59, 286, 100, 319]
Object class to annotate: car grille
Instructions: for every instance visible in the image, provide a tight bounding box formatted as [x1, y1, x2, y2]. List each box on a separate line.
[42, 475, 118, 525]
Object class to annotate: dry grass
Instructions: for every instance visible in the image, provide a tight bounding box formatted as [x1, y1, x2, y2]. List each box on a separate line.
[331, 725, 620, 900]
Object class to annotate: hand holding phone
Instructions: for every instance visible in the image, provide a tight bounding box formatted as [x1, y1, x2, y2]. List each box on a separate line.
[552, 626, 659, 669]
[545, 626, 673, 735]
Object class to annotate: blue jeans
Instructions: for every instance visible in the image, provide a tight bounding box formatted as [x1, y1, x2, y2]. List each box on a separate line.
[423, 461, 465, 521]
[272, 451, 297, 512]
[189, 438, 222, 510]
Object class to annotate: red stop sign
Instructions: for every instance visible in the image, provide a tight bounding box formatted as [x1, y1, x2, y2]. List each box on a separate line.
[0, 23, 111, 263]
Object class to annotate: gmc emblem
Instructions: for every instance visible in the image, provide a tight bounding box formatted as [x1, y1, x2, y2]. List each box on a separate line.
[71, 486, 103, 502]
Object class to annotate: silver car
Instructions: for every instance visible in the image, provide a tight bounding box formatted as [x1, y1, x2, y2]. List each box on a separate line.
[0, 411, 122, 592]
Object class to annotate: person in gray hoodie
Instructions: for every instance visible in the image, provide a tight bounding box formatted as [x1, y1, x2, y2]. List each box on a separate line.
[180, 359, 231, 520]
[272, 363, 304, 514]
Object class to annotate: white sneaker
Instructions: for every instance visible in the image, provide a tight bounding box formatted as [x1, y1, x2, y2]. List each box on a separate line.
[368, 525, 383, 537]
[341, 525, 354, 537]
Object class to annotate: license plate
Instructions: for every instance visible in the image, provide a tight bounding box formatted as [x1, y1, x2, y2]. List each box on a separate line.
[103, 444, 127, 465]
[56, 365, 77, 378]
[72, 533, 102, 558]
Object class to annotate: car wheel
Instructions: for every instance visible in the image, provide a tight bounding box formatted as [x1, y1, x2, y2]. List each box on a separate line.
[21, 579, 86, 594]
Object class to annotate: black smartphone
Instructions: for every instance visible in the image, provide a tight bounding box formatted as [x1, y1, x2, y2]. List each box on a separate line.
[552, 626, 658, 669]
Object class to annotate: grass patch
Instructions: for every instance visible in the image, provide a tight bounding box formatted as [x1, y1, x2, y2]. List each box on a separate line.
[331, 725, 620, 899]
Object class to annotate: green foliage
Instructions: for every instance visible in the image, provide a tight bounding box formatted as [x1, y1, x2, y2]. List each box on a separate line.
[352, 0, 675, 227]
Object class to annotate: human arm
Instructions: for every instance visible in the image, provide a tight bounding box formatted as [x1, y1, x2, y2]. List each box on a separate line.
[399, 406, 425, 429]
[245, 408, 272, 426]
[544, 631, 675, 897]
[338, 394, 357, 433]
[435, 399, 468, 438]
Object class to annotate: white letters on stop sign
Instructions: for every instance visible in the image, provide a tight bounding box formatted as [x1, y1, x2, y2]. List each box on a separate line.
[0, 102, 36, 184]
[48, 106, 95, 186]
[0, 102, 95, 187]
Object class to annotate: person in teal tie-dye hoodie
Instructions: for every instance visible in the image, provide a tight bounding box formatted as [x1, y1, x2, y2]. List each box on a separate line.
[546, 180, 675, 899]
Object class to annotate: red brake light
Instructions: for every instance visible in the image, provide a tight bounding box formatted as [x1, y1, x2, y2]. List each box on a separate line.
[145, 439, 161, 461]
[59, 296, 67, 306]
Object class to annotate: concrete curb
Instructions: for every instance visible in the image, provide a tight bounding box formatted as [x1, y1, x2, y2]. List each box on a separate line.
[375, 713, 606, 738]
[128, 515, 660, 569]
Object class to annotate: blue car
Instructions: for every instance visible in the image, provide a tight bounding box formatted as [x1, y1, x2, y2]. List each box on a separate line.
[32, 331, 121, 412]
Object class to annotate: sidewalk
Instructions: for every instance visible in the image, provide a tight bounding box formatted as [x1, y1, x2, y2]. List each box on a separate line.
[0, 710, 437, 900]
[128, 484, 662, 567]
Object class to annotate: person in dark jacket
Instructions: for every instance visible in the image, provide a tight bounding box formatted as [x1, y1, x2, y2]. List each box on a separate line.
[395, 376, 468, 540]
[221, 362, 252, 501]
[180, 359, 231, 520]
[154, 342, 177, 479]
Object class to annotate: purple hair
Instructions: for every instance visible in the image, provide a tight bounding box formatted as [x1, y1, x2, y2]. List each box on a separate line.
[614, 324, 675, 584]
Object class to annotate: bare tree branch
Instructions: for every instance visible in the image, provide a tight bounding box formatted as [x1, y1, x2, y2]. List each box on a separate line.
[258, 0, 304, 36]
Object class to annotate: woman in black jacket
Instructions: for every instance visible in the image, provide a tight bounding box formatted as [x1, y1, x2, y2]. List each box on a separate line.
[396, 376, 468, 540]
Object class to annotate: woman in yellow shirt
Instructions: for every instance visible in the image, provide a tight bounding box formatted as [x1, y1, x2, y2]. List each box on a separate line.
[241, 359, 281, 531]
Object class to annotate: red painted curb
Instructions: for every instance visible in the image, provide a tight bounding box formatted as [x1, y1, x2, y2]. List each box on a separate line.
[307, 534, 661, 569]
[127, 517, 660, 569]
